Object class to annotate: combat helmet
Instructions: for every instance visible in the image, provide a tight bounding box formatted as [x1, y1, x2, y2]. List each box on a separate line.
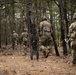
[73, 13, 76, 19]
[42, 16, 47, 21]
[13, 30, 15, 33]
[24, 28, 28, 31]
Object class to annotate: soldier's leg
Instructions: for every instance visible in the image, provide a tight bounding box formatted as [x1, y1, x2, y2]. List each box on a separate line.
[12, 39, 15, 50]
[22, 41, 26, 50]
[43, 50, 46, 58]
[45, 51, 51, 58]
[45, 36, 52, 58]
[43, 48, 50, 58]
[46, 46, 52, 58]
[42, 46, 50, 58]
[40, 45, 47, 58]
[24, 41, 29, 54]
[72, 50, 76, 64]
[15, 40, 18, 50]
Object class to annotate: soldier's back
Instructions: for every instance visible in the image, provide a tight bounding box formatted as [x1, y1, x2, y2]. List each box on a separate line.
[21, 32, 28, 42]
[13, 33, 18, 38]
[69, 22, 76, 31]
[40, 21, 51, 28]
[21, 32, 28, 37]
[69, 22, 76, 50]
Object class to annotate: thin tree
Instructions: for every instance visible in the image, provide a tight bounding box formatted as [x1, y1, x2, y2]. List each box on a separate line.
[4, 3, 8, 46]
[47, 0, 60, 56]
[58, 0, 67, 55]
[26, 0, 39, 60]
[0, 6, 2, 48]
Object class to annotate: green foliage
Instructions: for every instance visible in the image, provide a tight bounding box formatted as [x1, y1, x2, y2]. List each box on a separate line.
[0, 0, 76, 46]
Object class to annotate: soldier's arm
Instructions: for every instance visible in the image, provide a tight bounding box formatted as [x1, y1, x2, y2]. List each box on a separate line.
[40, 22, 43, 31]
[69, 24, 74, 37]
[20, 33, 23, 40]
[69, 23, 76, 32]
[27, 32, 29, 37]
[17, 34, 19, 38]
[39, 22, 43, 36]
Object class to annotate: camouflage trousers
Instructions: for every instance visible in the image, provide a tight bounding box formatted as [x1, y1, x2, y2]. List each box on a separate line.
[22, 40, 28, 47]
[39, 36, 52, 58]
[72, 50, 76, 64]
[40, 35, 52, 46]
[12, 40, 18, 50]
[70, 40, 76, 64]
[22, 40, 29, 52]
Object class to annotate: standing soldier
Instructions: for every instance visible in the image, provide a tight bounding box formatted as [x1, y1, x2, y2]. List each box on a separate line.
[12, 30, 19, 50]
[39, 16, 52, 58]
[20, 28, 28, 50]
[69, 13, 76, 64]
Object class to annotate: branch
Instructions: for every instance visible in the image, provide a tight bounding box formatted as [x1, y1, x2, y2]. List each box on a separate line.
[53, 0, 60, 7]
[0, 1, 26, 6]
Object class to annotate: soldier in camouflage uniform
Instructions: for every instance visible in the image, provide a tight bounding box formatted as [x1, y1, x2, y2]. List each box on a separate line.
[20, 28, 28, 49]
[12, 30, 19, 50]
[39, 16, 52, 58]
[69, 13, 76, 64]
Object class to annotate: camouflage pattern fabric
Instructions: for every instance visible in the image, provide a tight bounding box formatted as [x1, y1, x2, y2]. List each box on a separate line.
[72, 51, 76, 64]
[13, 32, 19, 40]
[21, 31, 28, 46]
[69, 22, 76, 64]
[12, 32, 19, 50]
[69, 22, 76, 48]
[39, 20, 52, 57]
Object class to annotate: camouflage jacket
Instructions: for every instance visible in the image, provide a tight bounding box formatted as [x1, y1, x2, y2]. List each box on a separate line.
[21, 32, 28, 42]
[40, 20, 52, 37]
[69, 22, 76, 40]
[13, 32, 19, 40]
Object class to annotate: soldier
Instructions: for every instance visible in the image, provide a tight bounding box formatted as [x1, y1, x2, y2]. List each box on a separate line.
[20, 28, 28, 49]
[39, 16, 52, 58]
[12, 30, 19, 50]
[69, 13, 76, 64]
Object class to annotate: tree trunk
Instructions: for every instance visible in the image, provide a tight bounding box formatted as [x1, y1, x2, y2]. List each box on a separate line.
[47, 0, 60, 56]
[26, 0, 39, 60]
[10, 0, 15, 33]
[0, 7, 2, 48]
[58, 0, 67, 55]
[5, 3, 8, 46]
[63, 1, 69, 37]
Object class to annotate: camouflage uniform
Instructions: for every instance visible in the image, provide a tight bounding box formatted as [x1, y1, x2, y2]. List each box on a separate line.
[39, 17, 52, 58]
[12, 31, 19, 50]
[21, 28, 28, 48]
[69, 13, 76, 64]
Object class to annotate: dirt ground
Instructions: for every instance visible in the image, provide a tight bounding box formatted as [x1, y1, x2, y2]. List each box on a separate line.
[0, 45, 76, 75]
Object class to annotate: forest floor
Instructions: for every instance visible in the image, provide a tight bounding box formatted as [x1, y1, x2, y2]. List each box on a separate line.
[0, 45, 76, 75]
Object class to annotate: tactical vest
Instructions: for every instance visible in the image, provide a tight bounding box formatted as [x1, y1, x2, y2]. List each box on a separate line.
[40, 21, 51, 37]
[21, 32, 28, 42]
[13, 33, 18, 40]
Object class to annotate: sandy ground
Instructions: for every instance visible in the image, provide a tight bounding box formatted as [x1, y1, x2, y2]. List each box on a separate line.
[0, 45, 76, 75]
